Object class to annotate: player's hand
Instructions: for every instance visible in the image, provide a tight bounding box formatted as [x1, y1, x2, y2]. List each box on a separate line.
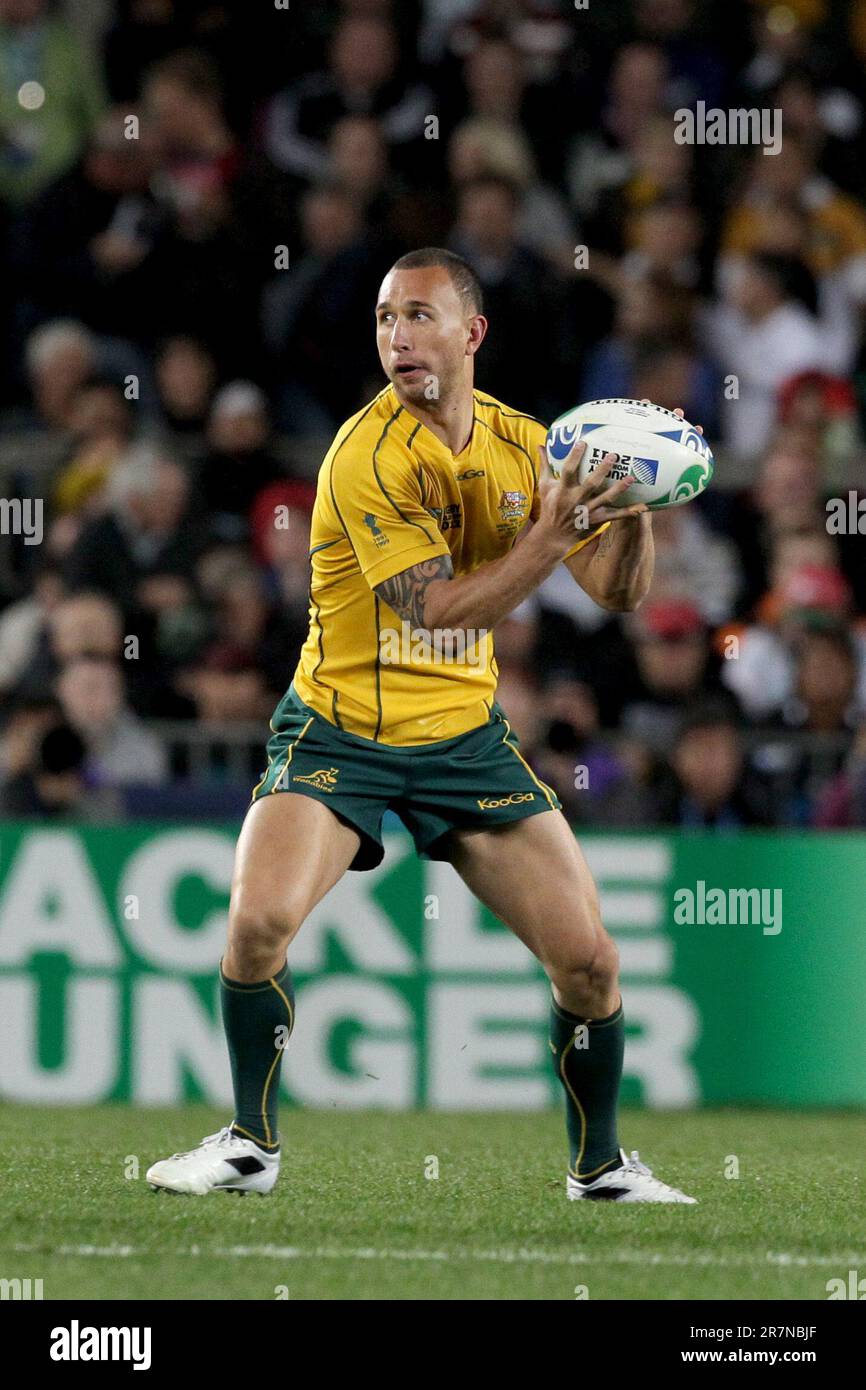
[535, 441, 647, 553]
[665, 403, 703, 434]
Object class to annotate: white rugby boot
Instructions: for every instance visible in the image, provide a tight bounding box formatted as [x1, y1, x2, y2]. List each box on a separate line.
[567, 1148, 697, 1203]
[146, 1126, 280, 1195]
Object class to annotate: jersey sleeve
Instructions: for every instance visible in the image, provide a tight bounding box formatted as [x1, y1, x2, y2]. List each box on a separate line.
[328, 443, 450, 588]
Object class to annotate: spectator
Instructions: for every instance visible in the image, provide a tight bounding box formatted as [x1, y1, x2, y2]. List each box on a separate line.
[814, 719, 866, 827]
[11, 589, 123, 706]
[263, 13, 433, 185]
[56, 656, 168, 786]
[0, 559, 64, 696]
[0, 718, 118, 819]
[140, 50, 289, 372]
[621, 598, 732, 754]
[703, 252, 829, 459]
[196, 382, 284, 542]
[52, 380, 134, 518]
[721, 564, 866, 723]
[567, 44, 670, 226]
[658, 702, 776, 828]
[751, 623, 860, 822]
[0, 696, 59, 782]
[449, 174, 567, 415]
[18, 106, 162, 338]
[632, 340, 718, 438]
[634, 0, 729, 112]
[494, 665, 544, 762]
[24, 319, 96, 432]
[177, 565, 299, 721]
[65, 441, 209, 622]
[591, 114, 697, 261]
[534, 676, 635, 825]
[155, 335, 217, 444]
[622, 200, 704, 291]
[777, 626, 860, 736]
[262, 182, 381, 435]
[326, 114, 393, 224]
[447, 116, 576, 273]
[719, 137, 866, 376]
[0, 0, 106, 209]
[249, 481, 318, 650]
[581, 274, 682, 400]
[646, 506, 741, 624]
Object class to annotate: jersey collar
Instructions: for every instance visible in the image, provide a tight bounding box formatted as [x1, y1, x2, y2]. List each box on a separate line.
[385, 385, 481, 464]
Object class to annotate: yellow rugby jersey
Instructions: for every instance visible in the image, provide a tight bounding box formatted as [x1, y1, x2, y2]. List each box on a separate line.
[293, 384, 598, 745]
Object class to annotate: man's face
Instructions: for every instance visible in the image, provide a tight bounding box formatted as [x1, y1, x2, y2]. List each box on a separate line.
[375, 267, 485, 407]
[674, 724, 742, 806]
[636, 633, 707, 694]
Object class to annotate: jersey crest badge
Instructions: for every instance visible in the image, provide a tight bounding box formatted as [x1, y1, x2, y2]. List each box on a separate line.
[498, 489, 528, 521]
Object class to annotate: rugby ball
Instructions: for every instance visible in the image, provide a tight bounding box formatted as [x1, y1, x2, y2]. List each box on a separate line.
[545, 398, 714, 509]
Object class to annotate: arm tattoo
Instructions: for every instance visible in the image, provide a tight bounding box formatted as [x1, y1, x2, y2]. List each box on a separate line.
[375, 554, 453, 628]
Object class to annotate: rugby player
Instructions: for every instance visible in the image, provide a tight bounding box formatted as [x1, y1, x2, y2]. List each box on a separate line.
[147, 248, 696, 1203]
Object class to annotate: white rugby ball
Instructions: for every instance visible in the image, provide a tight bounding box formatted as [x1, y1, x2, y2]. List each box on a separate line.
[545, 398, 714, 509]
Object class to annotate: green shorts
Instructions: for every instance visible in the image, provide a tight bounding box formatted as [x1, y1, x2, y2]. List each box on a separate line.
[251, 685, 561, 871]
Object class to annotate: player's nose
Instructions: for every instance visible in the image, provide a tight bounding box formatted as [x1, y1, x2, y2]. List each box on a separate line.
[390, 319, 413, 351]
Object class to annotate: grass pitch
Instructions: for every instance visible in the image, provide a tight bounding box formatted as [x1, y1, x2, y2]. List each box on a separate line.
[2, 1105, 864, 1301]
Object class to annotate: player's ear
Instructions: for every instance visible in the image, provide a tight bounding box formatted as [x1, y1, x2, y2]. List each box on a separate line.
[466, 314, 488, 356]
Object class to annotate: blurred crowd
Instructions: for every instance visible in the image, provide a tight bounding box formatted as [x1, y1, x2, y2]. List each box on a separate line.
[1, 0, 866, 828]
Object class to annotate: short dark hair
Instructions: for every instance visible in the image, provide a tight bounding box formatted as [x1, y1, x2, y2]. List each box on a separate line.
[147, 50, 223, 106]
[389, 247, 483, 315]
[676, 698, 742, 742]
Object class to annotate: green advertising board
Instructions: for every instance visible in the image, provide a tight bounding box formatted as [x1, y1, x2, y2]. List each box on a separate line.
[0, 823, 864, 1108]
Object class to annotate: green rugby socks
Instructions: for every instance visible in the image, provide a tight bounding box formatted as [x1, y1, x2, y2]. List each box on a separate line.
[549, 995, 624, 1181]
[220, 960, 294, 1151]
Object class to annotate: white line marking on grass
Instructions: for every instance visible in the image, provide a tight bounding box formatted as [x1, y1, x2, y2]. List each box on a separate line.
[10, 1242, 866, 1269]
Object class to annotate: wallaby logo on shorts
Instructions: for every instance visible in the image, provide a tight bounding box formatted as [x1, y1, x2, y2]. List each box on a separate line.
[477, 792, 535, 810]
[293, 767, 340, 792]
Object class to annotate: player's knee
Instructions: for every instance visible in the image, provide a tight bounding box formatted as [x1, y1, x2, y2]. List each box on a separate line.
[589, 930, 620, 989]
[226, 897, 304, 979]
[549, 928, 619, 996]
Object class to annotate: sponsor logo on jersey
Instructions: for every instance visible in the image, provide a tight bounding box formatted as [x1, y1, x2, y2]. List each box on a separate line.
[293, 767, 340, 791]
[455, 468, 485, 481]
[363, 513, 389, 548]
[497, 489, 528, 520]
[427, 503, 462, 531]
[476, 791, 535, 810]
